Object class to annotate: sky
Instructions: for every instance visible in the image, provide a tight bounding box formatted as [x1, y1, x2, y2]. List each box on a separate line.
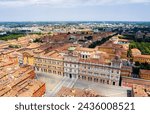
[0, 0, 150, 22]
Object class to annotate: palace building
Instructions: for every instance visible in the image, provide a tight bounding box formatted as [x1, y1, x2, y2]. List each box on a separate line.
[34, 45, 122, 86]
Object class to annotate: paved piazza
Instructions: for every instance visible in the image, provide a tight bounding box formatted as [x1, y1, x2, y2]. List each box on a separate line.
[36, 72, 77, 97]
[36, 72, 131, 97]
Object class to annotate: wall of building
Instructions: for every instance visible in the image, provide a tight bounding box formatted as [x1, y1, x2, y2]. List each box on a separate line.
[23, 56, 35, 66]
[35, 57, 64, 76]
[63, 55, 79, 79]
[32, 83, 46, 97]
[34, 51, 122, 86]
[133, 56, 150, 64]
[78, 62, 120, 86]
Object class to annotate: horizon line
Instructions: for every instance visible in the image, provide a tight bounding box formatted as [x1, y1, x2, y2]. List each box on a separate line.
[0, 20, 150, 23]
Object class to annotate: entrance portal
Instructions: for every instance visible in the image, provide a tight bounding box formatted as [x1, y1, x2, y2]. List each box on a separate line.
[69, 74, 72, 79]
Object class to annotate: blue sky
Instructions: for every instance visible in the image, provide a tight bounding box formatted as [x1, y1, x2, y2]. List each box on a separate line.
[0, 0, 150, 21]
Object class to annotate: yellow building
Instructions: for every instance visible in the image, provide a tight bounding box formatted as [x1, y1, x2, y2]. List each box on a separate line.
[131, 48, 150, 63]
[133, 55, 150, 64]
[23, 51, 35, 66]
[35, 51, 64, 76]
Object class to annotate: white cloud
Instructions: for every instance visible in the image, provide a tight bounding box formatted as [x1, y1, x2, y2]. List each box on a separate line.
[0, 0, 149, 7]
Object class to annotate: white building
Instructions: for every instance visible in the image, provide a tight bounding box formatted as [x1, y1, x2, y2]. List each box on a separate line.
[63, 47, 79, 79]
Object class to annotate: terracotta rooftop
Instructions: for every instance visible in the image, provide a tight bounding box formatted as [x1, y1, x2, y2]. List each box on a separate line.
[54, 43, 73, 52]
[79, 57, 105, 65]
[140, 69, 150, 75]
[44, 51, 63, 59]
[26, 43, 41, 49]
[122, 76, 150, 87]
[0, 66, 45, 97]
[57, 87, 100, 97]
[133, 54, 150, 59]
[133, 84, 150, 97]
[118, 39, 130, 42]
[131, 48, 141, 55]
[76, 47, 96, 52]
[3, 79, 45, 97]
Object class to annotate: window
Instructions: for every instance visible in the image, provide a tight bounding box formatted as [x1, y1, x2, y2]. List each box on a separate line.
[88, 77, 92, 81]
[94, 73, 99, 76]
[117, 71, 119, 74]
[88, 72, 92, 74]
[37, 67, 39, 71]
[103, 80, 105, 84]
[107, 80, 109, 84]
[94, 78, 98, 82]
[78, 75, 81, 79]
[113, 82, 115, 85]
[82, 76, 86, 80]
[45, 69, 47, 72]
[100, 79, 102, 83]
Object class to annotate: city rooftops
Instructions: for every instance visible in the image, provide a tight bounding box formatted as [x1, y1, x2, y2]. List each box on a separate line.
[56, 87, 100, 97]
[26, 43, 41, 49]
[43, 51, 63, 59]
[2, 79, 45, 97]
[121, 76, 150, 87]
[76, 47, 96, 52]
[79, 58, 105, 65]
[133, 84, 150, 97]
[131, 48, 141, 56]
[133, 54, 150, 59]
[68, 47, 76, 51]
[140, 69, 150, 75]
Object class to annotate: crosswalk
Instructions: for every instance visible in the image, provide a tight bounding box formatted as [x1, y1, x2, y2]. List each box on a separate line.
[45, 77, 78, 97]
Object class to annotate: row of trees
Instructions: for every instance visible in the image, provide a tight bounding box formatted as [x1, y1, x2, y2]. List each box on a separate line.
[133, 62, 150, 74]
[119, 34, 150, 42]
[88, 34, 117, 48]
[135, 62, 150, 70]
[0, 33, 25, 41]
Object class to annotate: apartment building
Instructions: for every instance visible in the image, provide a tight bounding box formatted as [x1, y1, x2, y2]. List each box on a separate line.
[35, 51, 64, 76]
